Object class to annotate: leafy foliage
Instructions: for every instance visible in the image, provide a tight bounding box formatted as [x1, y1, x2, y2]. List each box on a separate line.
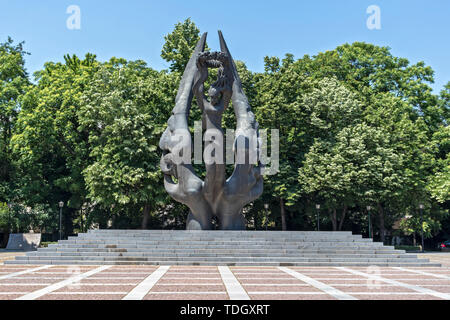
[0, 37, 29, 203]
[161, 18, 204, 73]
[79, 58, 177, 226]
[0, 19, 448, 243]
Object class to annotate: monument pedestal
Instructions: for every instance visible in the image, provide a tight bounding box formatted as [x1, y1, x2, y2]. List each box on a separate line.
[6, 230, 439, 267]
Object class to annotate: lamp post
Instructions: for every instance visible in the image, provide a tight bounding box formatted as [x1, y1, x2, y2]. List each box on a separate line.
[59, 201, 64, 240]
[7, 203, 12, 233]
[367, 206, 372, 239]
[419, 204, 425, 253]
[264, 203, 269, 231]
[315, 204, 320, 231]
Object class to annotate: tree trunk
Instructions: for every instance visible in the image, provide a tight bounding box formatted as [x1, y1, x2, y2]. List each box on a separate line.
[280, 198, 287, 231]
[377, 202, 386, 244]
[330, 209, 337, 231]
[80, 208, 84, 233]
[338, 205, 348, 231]
[141, 204, 150, 230]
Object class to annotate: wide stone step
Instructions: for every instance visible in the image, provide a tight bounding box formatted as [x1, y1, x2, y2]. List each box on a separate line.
[79, 231, 361, 236]
[57, 240, 380, 247]
[5, 230, 438, 267]
[24, 251, 416, 258]
[15, 255, 427, 263]
[87, 230, 354, 235]
[48, 244, 390, 250]
[81, 236, 363, 241]
[36, 247, 404, 254]
[67, 237, 370, 243]
[5, 260, 440, 267]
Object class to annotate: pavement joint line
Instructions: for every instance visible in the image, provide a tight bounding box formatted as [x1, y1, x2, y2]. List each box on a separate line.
[8, 277, 147, 280]
[246, 292, 444, 295]
[48, 292, 129, 295]
[278, 267, 358, 300]
[0, 265, 51, 281]
[336, 267, 450, 300]
[352, 292, 450, 295]
[0, 283, 137, 286]
[0, 292, 29, 295]
[327, 284, 450, 287]
[235, 284, 312, 286]
[146, 291, 227, 295]
[246, 292, 331, 295]
[0, 283, 53, 286]
[234, 277, 293, 279]
[218, 266, 250, 300]
[283, 278, 445, 281]
[155, 283, 224, 286]
[233, 272, 288, 274]
[393, 267, 450, 280]
[165, 272, 219, 274]
[163, 277, 222, 280]
[241, 283, 434, 287]
[122, 265, 170, 300]
[14, 265, 111, 300]
[287, 273, 413, 275]
[3, 272, 154, 275]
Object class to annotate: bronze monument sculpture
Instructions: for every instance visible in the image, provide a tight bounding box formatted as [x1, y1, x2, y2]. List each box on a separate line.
[159, 31, 263, 230]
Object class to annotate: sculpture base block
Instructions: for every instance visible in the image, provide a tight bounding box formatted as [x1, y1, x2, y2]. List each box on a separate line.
[6, 233, 41, 251]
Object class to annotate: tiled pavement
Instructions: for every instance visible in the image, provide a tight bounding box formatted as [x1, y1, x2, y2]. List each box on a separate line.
[0, 250, 25, 264]
[418, 253, 450, 267]
[0, 265, 449, 300]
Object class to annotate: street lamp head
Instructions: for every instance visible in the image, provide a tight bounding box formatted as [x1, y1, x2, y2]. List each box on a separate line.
[264, 203, 269, 210]
[59, 201, 64, 208]
[315, 204, 320, 210]
[367, 206, 372, 211]
[419, 204, 424, 209]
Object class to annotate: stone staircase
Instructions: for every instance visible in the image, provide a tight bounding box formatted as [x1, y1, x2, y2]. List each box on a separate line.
[5, 230, 440, 266]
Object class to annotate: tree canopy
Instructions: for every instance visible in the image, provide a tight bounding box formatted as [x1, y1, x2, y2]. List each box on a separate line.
[0, 19, 448, 246]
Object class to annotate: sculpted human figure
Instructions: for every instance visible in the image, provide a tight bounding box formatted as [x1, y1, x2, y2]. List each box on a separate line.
[159, 31, 263, 230]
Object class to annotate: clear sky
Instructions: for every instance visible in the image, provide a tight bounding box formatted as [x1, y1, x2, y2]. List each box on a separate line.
[0, 0, 448, 92]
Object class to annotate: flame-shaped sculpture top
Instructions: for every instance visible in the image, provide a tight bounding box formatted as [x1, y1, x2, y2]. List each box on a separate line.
[159, 31, 263, 230]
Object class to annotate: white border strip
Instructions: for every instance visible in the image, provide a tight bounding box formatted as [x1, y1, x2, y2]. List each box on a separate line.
[0, 265, 51, 280]
[218, 266, 250, 300]
[122, 265, 170, 300]
[146, 291, 226, 295]
[336, 267, 450, 300]
[393, 267, 450, 280]
[278, 267, 357, 300]
[15, 265, 111, 300]
[246, 292, 441, 295]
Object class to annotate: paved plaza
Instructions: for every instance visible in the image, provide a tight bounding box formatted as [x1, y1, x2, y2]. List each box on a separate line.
[0, 250, 25, 265]
[0, 263, 449, 300]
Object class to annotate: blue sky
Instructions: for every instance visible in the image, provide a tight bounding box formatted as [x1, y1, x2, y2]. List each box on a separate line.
[0, 0, 448, 92]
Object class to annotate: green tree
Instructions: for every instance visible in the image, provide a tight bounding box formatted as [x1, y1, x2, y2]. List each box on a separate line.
[252, 55, 310, 230]
[427, 83, 450, 206]
[161, 18, 204, 73]
[11, 53, 99, 235]
[253, 72, 363, 230]
[79, 58, 178, 228]
[298, 117, 406, 236]
[0, 37, 30, 203]
[300, 43, 438, 113]
[428, 125, 449, 205]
